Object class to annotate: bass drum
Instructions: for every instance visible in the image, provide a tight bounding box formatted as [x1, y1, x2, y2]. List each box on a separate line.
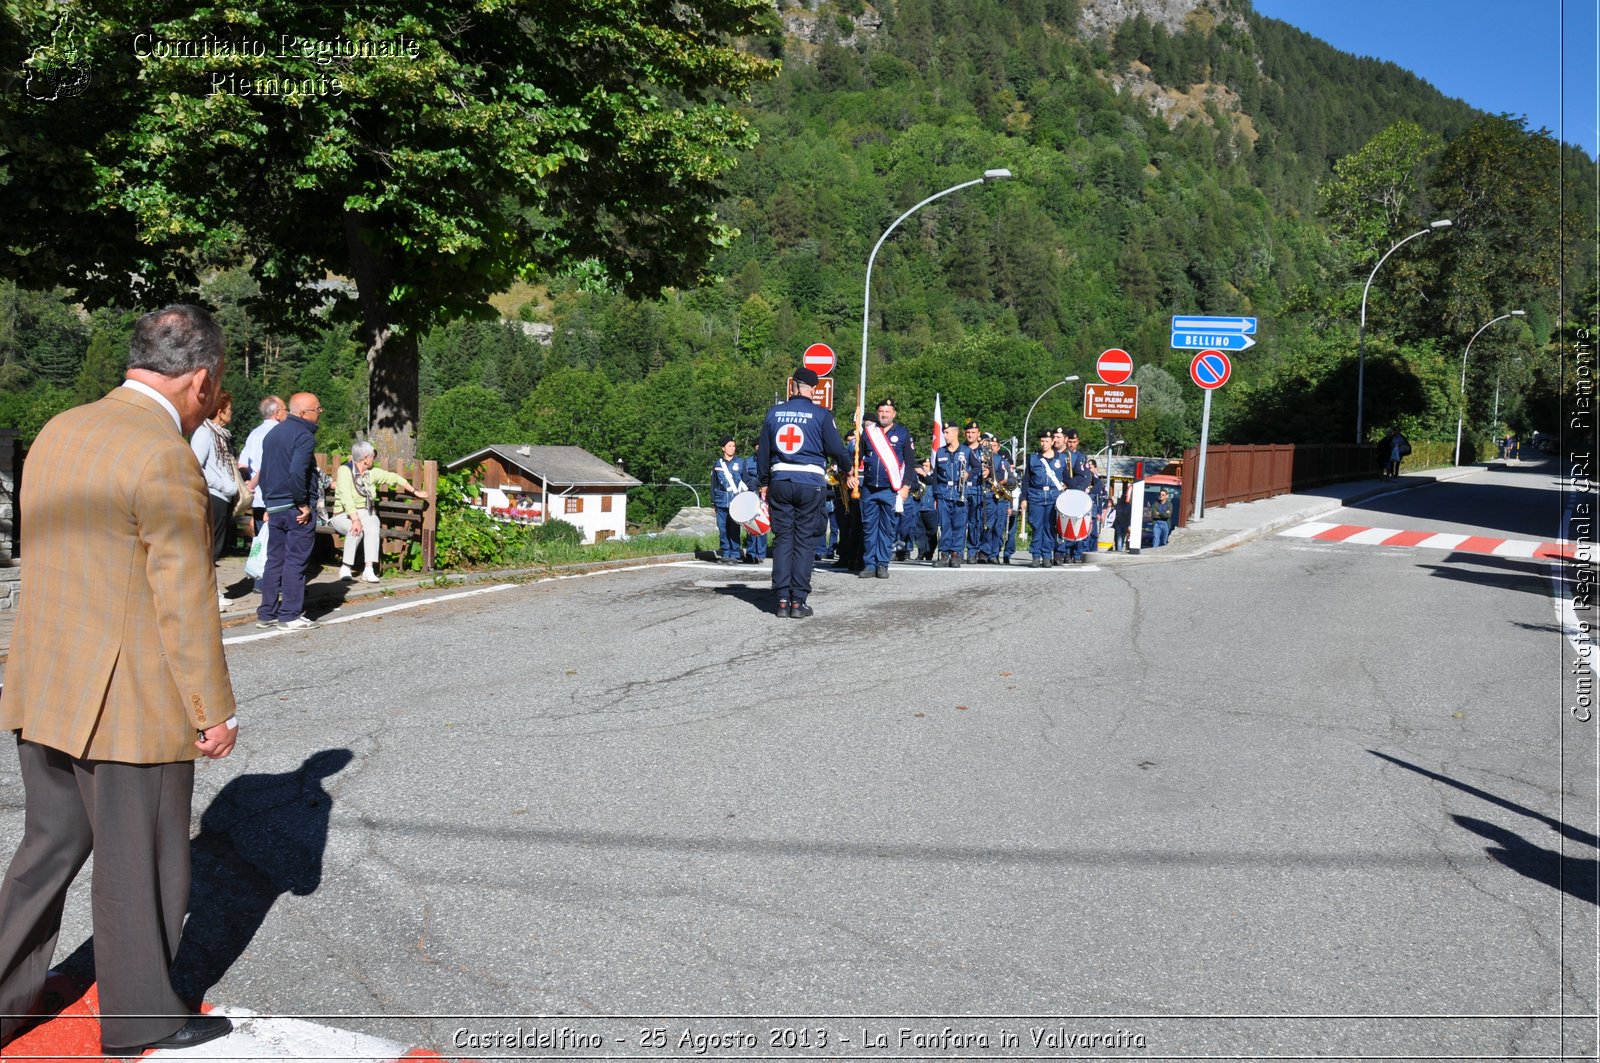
[729, 491, 771, 536]
[1055, 489, 1092, 541]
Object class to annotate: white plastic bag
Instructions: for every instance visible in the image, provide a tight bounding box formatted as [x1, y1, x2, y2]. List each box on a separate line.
[244, 523, 270, 580]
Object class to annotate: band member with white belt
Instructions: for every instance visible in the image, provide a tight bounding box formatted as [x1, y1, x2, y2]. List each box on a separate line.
[755, 367, 850, 618]
[710, 435, 747, 563]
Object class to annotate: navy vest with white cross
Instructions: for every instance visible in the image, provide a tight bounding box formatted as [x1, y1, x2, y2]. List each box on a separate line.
[757, 396, 849, 486]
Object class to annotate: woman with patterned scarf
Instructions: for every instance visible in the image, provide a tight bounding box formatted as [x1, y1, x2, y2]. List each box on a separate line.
[189, 391, 240, 606]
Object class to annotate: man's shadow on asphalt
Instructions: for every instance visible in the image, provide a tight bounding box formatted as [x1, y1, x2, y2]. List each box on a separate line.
[56, 749, 355, 1001]
[172, 747, 354, 998]
[1371, 750, 1598, 906]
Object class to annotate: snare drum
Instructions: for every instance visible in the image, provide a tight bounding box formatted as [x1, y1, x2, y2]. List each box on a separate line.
[1055, 489, 1092, 541]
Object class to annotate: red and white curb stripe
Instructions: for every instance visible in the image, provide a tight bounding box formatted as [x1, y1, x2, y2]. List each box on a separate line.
[6, 978, 463, 1062]
[1279, 521, 1574, 560]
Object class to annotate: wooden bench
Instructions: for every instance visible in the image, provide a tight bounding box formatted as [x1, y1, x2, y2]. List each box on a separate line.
[235, 457, 439, 570]
[314, 454, 439, 571]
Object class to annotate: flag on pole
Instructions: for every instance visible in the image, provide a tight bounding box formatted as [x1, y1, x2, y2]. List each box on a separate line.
[931, 393, 943, 456]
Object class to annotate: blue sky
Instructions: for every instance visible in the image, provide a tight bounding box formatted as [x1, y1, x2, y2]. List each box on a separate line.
[1250, 0, 1598, 159]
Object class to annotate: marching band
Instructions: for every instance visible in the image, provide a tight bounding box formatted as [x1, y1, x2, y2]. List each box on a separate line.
[725, 389, 1128, 579]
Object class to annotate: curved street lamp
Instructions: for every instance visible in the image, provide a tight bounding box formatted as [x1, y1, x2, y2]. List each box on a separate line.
[1021, 375, 1081, 463]
[1356, 218, 1452, 443]
[854, 169, 1012, 453]
[1455, 310, 1526, 465]
[667, 476, 701, 509]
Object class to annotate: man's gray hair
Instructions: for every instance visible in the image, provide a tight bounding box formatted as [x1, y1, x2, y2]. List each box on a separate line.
[350, 441, 376, 463]
[127, 304, 224, 378]
[259, 396, 283, 418]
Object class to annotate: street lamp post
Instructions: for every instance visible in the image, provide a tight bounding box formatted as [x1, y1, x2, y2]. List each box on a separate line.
[1021, 375, 1080, 463]
[1455, 310, 1526, 465]
[855, 169, 1011, 469]
[1356, 219, 1452, 443]
[667, 477, 701, 509]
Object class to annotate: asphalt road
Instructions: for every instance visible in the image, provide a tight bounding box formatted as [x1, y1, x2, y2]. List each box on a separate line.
[0, 463, 1591, 1060]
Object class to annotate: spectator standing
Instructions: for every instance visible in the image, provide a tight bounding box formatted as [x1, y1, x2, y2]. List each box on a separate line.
[329, 441, 427, 582]
[0, 304, 238, 1056]
[237, 395, 287, 535]
[255, 392, 322, 630]
[190, 391, 240, 588]
[1146, 487, 1175, 547]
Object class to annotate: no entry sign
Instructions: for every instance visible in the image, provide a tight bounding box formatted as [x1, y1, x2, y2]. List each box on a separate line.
[803, 342, 836, 378]
[1189, 349, 1232, 390]
[1096, 348, 1133, 385]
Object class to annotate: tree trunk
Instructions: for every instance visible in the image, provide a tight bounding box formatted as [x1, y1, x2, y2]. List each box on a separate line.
[345, 210, 418, 460]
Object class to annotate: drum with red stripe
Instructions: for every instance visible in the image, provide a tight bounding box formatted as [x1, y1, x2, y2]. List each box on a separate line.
[1055, 489, 1092, 541]
[729, 491, 771, 536]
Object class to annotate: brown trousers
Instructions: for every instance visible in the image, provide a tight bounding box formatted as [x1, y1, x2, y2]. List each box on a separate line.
[0, 738, 195, 1049]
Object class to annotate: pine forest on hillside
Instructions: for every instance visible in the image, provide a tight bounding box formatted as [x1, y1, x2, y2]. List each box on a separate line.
[2, 0, 1594, 529]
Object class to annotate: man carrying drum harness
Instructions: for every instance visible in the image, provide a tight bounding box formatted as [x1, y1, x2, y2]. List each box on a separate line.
[756, 367, 850, 618]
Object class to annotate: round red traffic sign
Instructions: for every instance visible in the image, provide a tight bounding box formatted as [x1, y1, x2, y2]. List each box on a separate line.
[1189, 349, 1232, 390]
[1096, 348, 1133, 385]
[803, 343, 836, 378]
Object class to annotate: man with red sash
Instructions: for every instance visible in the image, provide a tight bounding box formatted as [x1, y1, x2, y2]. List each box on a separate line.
[855, 397, 918, 579]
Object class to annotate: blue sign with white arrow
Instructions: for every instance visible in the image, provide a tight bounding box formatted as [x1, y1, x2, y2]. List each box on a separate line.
[1171, 314, 1257, 351]
[1172, 315, 1256, 334]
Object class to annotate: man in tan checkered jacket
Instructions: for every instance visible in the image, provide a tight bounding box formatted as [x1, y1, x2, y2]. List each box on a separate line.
[0, 304, 240, 1056]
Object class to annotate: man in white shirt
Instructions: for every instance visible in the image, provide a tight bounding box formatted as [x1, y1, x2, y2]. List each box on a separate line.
[236, 395, 286, 535]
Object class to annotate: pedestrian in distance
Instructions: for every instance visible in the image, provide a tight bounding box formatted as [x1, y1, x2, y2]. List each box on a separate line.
[1147, 487, 1175, 548]
[190, 390, 241, 602]
[255, 391, 323, 630]
[329, 441, 427, 582]
[237, 394, 286, 537]
[755, 366, 850, 617]
[0, 303, 239, 1057]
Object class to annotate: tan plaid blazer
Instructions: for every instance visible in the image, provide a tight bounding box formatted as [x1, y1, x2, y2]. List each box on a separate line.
[1, 387, 236, 762]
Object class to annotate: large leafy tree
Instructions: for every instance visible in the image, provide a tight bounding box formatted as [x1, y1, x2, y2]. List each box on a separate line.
[1, 0, 778, 456]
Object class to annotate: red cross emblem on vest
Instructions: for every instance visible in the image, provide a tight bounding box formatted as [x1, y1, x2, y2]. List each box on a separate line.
[776, 424, 804, 455]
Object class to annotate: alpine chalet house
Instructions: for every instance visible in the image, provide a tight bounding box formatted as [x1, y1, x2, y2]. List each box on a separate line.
[446, 445, 642, 544]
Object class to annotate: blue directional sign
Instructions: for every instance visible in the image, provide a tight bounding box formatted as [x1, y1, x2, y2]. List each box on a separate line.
[1171, 314, 1258, 351]
[1171, 330, 1256, 351]
[1172, 315, 1256, 334]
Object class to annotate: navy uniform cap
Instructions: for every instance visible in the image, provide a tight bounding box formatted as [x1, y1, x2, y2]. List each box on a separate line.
[964, 420, 979, 430]
[718, 434, 734, 446]
[794, 367, 820, 386]
[877, 396, 897, 409]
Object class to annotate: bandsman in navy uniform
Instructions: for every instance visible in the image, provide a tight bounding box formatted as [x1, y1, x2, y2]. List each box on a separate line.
[1059, 427, 1092, 564]
[962, 420, 986, 561]
[739, 451, 768, 563]
[710, 435, 747, 563]
[855, 397, 918, 579]
[930, 422, 977, 567]
[756, 367, 850, 618]
[1026, 427, 1066, 567]
[980, 433, 1015, 563]
[833, 429, 865, 572]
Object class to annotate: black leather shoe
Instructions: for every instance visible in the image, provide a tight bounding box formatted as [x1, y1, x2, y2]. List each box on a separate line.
[857, 569, 876, 579]
[776, 599, 790, 617]
[875, 566, 888, 578]
[789, 603, 814, 618]
[103, 1015, 233, 1056]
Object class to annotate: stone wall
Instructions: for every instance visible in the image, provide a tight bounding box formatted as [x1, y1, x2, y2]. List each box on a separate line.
[0, 429, 17, 611]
